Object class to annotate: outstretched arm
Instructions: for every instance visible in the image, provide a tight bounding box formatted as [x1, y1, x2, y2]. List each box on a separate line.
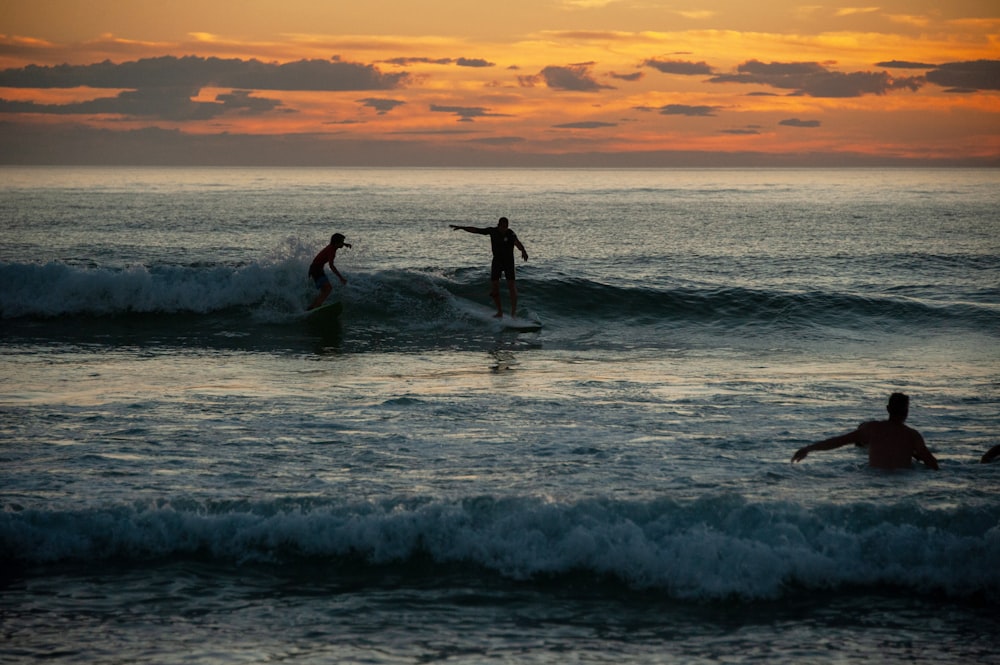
[449, 225, 489, 234]
[792, 428, 863, 463]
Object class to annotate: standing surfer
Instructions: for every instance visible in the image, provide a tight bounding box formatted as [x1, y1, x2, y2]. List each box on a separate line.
[307, 233, 351, 310]
[450, 217, 529, 318]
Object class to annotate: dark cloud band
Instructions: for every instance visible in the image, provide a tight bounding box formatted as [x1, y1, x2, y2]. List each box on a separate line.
[0, 55, 408, 91]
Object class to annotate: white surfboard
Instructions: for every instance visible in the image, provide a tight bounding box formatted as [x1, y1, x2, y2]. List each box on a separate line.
[303, 300, 343, 320]
[455, 298, 542, 332]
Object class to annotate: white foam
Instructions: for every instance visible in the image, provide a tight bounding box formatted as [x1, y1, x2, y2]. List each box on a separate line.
[3, 496, 996, 601]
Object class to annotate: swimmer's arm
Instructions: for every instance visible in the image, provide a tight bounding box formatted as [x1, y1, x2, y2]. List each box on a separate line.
[792, 428, 864, 463]
[912, 433, 939, 470]
[449, 225, 490, 234]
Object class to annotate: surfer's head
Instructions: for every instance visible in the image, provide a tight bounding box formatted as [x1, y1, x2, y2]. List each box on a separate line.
[331, 233, 347, 246]
[887, 392, 909, 420]
[497, 217, 509, 229]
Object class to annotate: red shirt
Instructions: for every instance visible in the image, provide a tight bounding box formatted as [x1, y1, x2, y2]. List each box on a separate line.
[309, 244, 337, 278]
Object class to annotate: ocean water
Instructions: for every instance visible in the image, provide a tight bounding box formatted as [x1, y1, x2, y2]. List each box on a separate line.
[1, 166, 998, 664]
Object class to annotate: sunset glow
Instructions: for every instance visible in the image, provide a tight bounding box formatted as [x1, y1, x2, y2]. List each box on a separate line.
[1, 0, 997, 165]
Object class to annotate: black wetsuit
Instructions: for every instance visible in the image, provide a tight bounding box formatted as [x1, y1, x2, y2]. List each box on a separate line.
[488, 228, 519, 280]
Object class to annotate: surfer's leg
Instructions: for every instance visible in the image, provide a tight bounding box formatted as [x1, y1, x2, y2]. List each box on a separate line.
[308, 282, 332, 310]
[490, 279, 503, 317]
[507, 279, 518, 317]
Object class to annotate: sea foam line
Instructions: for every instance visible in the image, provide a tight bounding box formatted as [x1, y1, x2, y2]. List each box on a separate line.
[3, 496, 997, 600]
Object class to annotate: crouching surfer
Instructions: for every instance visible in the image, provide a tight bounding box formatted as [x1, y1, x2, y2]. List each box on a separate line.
[308, 233, 351, 311]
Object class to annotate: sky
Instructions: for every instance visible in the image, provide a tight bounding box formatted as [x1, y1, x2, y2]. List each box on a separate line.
[1, 0, 998, 166]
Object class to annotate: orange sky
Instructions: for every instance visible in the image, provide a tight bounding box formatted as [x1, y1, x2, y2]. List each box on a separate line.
[1, 0, 998, 166]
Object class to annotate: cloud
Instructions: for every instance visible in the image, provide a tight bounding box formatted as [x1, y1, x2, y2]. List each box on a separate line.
[3, 121, 997, 168]
[429, 104, 508, 122]
[635, 104, 719, 117]
[924, 60, 1000, 91]
[533, 63, 614, 91]
[642, 59, 714, 76]
[0, 55, 408, 91]
[0, 87, 283, 120]
[391, 128, 479, 136]
[609, 71, 644, 82]
[876, 60, 938, 69]
[0, 55, 407, 122]
[543, 30, 641, 42]
[215, 90, 286, 115]
[455, 58, 494, 68]
[356, 98, 406, 114]
[709, 60, 923, 97]
[552, 121, 618, 129]
[675, 10, 716, 20]
[382, 57, 453, 66]
[779, 118, 821, 128]
[721, 128, 760, 135]
[468, 136, 525, 144]
[558, 1, 622, 9]
[381, 56, 494, 68]
[885, 13, 932, 28]
[835, 7, 880, 17]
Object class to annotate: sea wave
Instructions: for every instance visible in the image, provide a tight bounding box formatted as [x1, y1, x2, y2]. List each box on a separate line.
[2, 495, 997, 601]
[2, 260, 995, 334]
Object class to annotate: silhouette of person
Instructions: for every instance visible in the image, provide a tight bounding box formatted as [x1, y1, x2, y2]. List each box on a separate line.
[307, 233, 351, 310]
[791, 393, 939, 470]
[450, 217, 528, 318]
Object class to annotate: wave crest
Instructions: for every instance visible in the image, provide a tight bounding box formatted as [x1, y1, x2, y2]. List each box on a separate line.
[3, 495, 996, 601]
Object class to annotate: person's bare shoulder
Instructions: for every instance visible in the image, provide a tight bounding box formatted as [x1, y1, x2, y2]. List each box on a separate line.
[853, 420, 880, 440]
[902, 422, 925, 443]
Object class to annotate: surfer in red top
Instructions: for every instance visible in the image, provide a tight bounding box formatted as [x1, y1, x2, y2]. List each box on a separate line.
[307, 233, 351, 310]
